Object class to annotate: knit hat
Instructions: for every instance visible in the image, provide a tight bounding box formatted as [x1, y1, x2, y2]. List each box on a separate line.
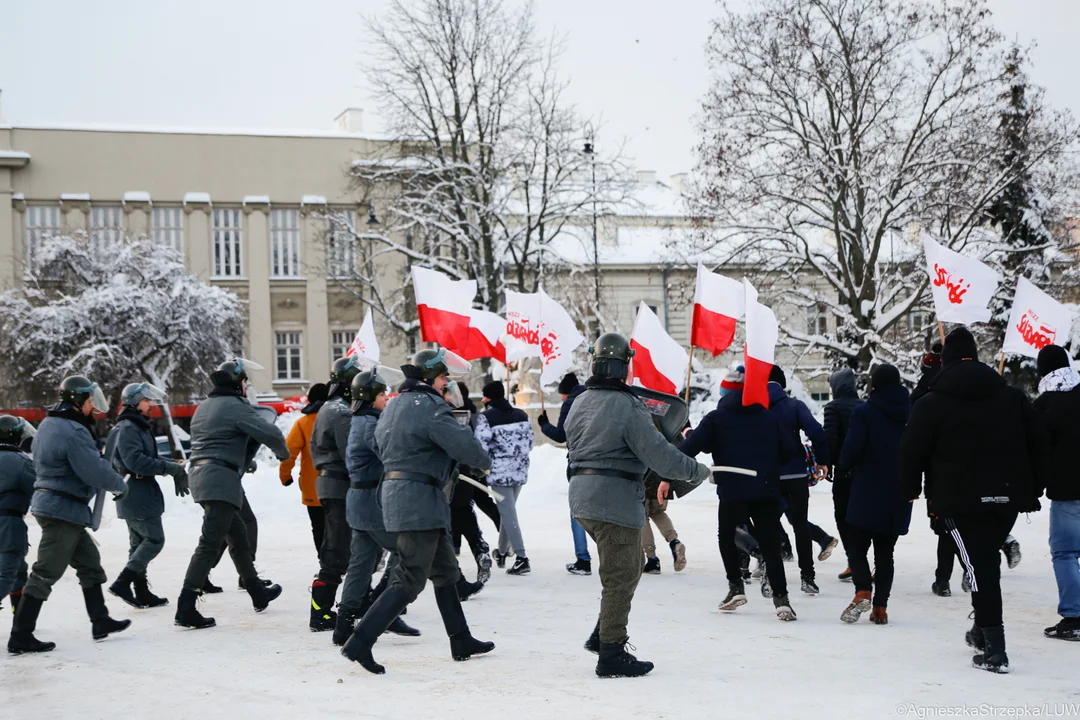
[1037, 344, 1071, 378]
[870, 364, 901, 389]
[768, 365, 787, 389]
[941, 327, 979, 367]
[921, 342, 943, 372]
[720, 366, 745, 395]
[481, 381, 505, 401]
[557, 372, 580, 395]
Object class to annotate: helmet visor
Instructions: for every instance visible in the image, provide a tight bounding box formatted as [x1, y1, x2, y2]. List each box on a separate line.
[17, 418, 36, 443]
[85, 383, 110, 414]
[426, 348, 472, 377]
[371, 365, 405, 390]
[234, 358, 265, 375]
[246, 382, 260, 406]
[442, 381, 465, 408]
[130, 382, 167, 405]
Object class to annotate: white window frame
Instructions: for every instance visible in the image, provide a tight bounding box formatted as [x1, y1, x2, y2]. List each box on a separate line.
[326, 213, 356, 279]
[275, 331, 304, 381]
[212, 208, 244, 278]
[89, 206, 123, 253]
[25, 205, 61, 266]
[270, 208, 302, 278]
[152, 207, 184, 254]
[806, 303, 828, 336]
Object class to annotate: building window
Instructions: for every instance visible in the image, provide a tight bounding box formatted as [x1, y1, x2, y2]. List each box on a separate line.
[275, 331, 303, 380]
[635, 303, 659, 317]
[90, 206, 123, 253]
[806, 303, 828, 336]
[152, 207, 184, 253]
[331, 330, 356, 361]
[25, 205, 61, 264]
[810, 392, 830, 402]
[406, 333, 418, 356]
[213, 208, 243, 278]
[327, 214, 355, 279]
[270, 209, 301, 278]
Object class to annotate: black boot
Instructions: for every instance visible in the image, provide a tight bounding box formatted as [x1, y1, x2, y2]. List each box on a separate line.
[596, 639, 654, 678]
[361, 569, 391, 616]
[965, 621, 985, 651]
[201, 577, 223, 594]
[456, 575, 484, 602]
[7, 595, 55, 654]
[108, 568, 145, 609]
[332, 607, 360, 647]
[309, 580, 338, 632]
[133, 573, 169, 608]
[972, 625, 1009, 674]
[342, 586, 412, 674]
[84, 585, 132, 640]
[245, 578, 283, 612]
[174, 588, 216, 629]
[386, 615, 421, 637]
[239, 576, 273, 589]
[584, 621, 600, 654]
[434, 584, 494, 661]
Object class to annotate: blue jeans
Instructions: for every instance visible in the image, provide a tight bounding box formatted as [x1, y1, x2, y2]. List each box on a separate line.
[571, 514, 591, 562]
[1050, 500, 1080, 618]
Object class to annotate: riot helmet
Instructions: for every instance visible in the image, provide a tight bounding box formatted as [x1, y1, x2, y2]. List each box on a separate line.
[404, 348, 472, 382]
[329, 354, 365, 400]
[589, 332, 634, 381]
[121, 382, 167, 408]
[351, 365, 405, 406]
[0, 415, 35, 446]
[59, 375, 110, 414]
[210, 358, 264, 389]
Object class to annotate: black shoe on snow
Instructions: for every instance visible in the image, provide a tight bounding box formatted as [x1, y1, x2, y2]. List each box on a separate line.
[450, 632, 495, 661]
[333, 608, 359, 647]
[309, 580, 338, 632]
[760, 565, 773, 598]
[457, 577, 484, 602]
[566, 559, 592, 576]
[109, 568, 146, 609]
[584, 623, 600, 654]
[774, 595, 797, 622]
[342, 633, 385, 675]
[801, 578, 820, 595]
[972, 625, 1009, 674]
[1002, 537, 1021, 570]
[247, 582, 283, 613]
[386, 615, 421, 637]
[643, 557, 661, 575]
[476, 552, 493, 585]
[720, 583, 748, 612]
[92, 615, 132, 641]
[781, 546, 795, 563]
[1044, 617, 1080, 641]
[133, 574, 169, 608]
[507, 557, 531, 576]
[932, 580, 952, 597]
[174, 589, 216, 629]
[493, 551, 509, 569]
[7, 632, 55, 654]
[670, 539, 687, 572]
[239, 576, 273, 590]
[84, 585, 132, 640]
[7, 595, 56, 654]
[201, 578, 223, 594]
[965, 621, 985, 651]
[596, 639, 653, 678]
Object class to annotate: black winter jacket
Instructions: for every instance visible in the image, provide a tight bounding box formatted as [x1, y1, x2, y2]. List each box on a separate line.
[823, 369, 860, 487]
[1032, 383, 1080, 502]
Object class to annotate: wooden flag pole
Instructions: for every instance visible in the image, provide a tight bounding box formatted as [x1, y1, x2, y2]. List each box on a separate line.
[998, 351, 1006, 375]
[937, 321, 946, 345]
[683, 346, 694, 402]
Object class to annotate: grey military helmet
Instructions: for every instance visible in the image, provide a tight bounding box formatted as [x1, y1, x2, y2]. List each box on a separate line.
[351, 366, 405, 408]
[121, 382, 167, 407]
[0, 415, 35, 446]
[589, 332, 635, 381]
[58, 375, 110, 413]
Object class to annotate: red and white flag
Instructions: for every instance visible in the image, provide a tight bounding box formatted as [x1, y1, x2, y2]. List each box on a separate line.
[922, 231, 1000, 325]
[411, 266, 476, 351]
[742, 279, 778, 408]
[691, 263, 744, 356]
[458, 309, 508, 364]
[345, 308, 380, 363]
[630, 302, 689, 395]
[503, 288, 584, 385]
[503, 290, 543, 362]
[1002, 276, 1073, 359]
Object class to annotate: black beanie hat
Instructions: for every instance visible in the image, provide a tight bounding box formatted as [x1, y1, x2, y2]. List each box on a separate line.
[941, 327, 979, 367]
[871, 364, 901, 389]
[1037, 345, 1070, 378]
[768, 365, 787, 389]
[557, 372, 580, 395]
[482, 381, 505, 401]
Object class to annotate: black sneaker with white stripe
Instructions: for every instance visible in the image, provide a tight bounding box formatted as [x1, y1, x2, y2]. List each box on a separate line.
[507, 557, 531, 576]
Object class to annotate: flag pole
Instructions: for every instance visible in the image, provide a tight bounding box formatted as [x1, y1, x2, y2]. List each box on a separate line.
[937, 321, 946, 345]
[998, 351, 1006, 375]
[683, 346, 694, 403]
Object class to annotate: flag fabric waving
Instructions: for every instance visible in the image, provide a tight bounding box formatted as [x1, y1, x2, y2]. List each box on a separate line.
[921, 231, 1000, 325]
[346, 307, 380, 363]
[503, 290, 543, 362]
[458, 309, 508, 364]
[411, 266, 476, 351]
[691, 263, 744, 356]
[503, 288, 584, 385]
[742, 279, 778, 409]
[1002, 276, 1073, 358]
[630, 302, 689, 394]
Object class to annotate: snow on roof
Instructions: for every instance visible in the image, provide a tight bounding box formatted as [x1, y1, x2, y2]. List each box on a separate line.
[301, 195, 328, 205]
[12, 192, 24, 201]
[0, 150, 30, 160]
[243, 195, 271, 205]
[60, 192, 90, 201]
[546, 225, 703, 266]
[13, 121, 393, 142]
[122, 191, 151, 203]
[183, 192, 211, 205]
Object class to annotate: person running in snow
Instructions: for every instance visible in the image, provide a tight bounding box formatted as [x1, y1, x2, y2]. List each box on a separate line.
[1032, 344, 1080, 642]
[280, 382, 328, 554]
[823, 367, 860, 581]
[565, 333, 711, 678]
[900, 327, 1044, 674]
[539, 372, 593, 576]
[640, 473, 686, 575]
[476, 381, 533, 576]
[446, 382, 497, 584]
[0, 416, 36, 619]
[837, 365, 911, 626]
[104, 382, 189, 610]
[8, 377, 131, 654]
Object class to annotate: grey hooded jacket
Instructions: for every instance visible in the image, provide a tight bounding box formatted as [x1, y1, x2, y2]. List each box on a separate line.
[313, 395, 352, 501]
[0, 446, 36, 553]
[105, 409, 173, 520]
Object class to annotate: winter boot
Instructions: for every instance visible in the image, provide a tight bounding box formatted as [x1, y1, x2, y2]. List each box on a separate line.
[361, 569, 391, 616]
[476, 551, 493, 585]
[7, 595, 55, 654]
[670, 539, 687, 572]
[333, 607, 360, 647]
[309, 580, 337, 632]
[342, 586, 412, 675]
[507, 557, 531, 576]
[133, 573, 169, 608]
[239, 576, 273, 590]
[642, 556, 661, 575]
[719, 582, 748, 612]
[493, 550, 509, 569]
[838, 567, 853, 582]
[801, 577, 820, 595]
[456, 575, 484, 602]
[386, 614, 421, 637]
[109, 568, 145, 609]
[1002, 536, 1021, 569]
[841, 590, 872, 624]
[760, 564, 773, 598]
[584, 621, 600, 654]
[817, 536, 839, 562]
[932, 580, 952, 597]
[972, 625, 1009, 674]
[567, 559, 592, 576]
[245, 578, 283, 613]
[596, 639, 654, 678]
[201, 576, 223, 594]
[869, 605, 888, 625]
[781, 539, 794, 563]
[84, 585, 132, 640]
[435, 584, 495, 662]
[774, 594, 797, 622]
[174, 588, 216, 629]
[8, 589, 21, 614]
[965, 620, 985, 651]
[1044, 617, 1080, 641]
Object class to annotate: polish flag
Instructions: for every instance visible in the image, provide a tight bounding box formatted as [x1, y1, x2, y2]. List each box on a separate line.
[692, 263, 744, 356]
[458, 309, 508, 364]
[742, 279, 778, 408]
[411, 266, 476, 351]
[630, 302, 689, 395]
[345, 307, 380, 363]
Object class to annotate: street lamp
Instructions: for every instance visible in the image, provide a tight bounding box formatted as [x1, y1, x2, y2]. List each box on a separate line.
[584, 132, 599, 339]
[367, 203, 379, 226]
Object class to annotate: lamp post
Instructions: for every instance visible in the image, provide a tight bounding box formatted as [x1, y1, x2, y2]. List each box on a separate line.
[584, 132, 599, 339]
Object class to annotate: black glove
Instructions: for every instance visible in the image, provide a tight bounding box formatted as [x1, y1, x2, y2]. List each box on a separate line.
[113, 490, 127, 501]
[174, 474, 190, 498]
[246, 460, 258, 474]
[538, 410, 549, 425]
[164, 462, 186, 478]
[282, 477, 294, 487]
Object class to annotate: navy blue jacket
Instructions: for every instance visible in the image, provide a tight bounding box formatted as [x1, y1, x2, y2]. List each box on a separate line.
[839, 384, 913, 535]
[768, 383, 829, 479]
[680, 390, 802, 503]
[539, 385, 585, 444]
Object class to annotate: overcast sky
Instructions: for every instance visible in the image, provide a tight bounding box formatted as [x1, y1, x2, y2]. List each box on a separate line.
[1, 0, 1077, 177]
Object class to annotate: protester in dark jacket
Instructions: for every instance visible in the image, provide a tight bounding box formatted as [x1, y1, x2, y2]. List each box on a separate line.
[1031, 344, 1080, 641]
[910, 343, 942, 405]
[900, 327, 1045, 673]
[823, 367, 860, 573]
[838, 365, 911, 625]
[0, 416, 37, 615]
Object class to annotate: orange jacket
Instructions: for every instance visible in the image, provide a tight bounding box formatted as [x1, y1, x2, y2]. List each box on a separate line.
[280, 413, 320, 507]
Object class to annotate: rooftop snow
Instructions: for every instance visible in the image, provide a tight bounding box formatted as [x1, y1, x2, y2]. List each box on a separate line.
[183, 192, 211, 205]
[122, 191, 151, 203]
[0, 150, 31, 160]
[13, 121, 392, 142]
[301, 195, 328, 205]
[243, 195, 271, 205]
[12, 192, 24, 201]
[60, 192, 90, 201]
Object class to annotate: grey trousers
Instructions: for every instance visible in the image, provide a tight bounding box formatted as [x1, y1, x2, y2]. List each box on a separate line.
[495, 485, 526, 557]
[390, 530, 462, 603]
[0, 550, 28, 598]
[339, 528, 398, 614]
[183, 501, 257, 592]
[23, 516, 107, 601]
[125, 517, 165, 575]
[577, 517, 644, 644]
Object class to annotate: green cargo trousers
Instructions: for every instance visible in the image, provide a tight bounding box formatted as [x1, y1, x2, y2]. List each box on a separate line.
[23, 516, 107, 601]
[576, 517, 643, 644]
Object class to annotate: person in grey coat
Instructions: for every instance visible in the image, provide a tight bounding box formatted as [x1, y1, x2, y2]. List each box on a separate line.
[565, 333, 711, 679]
[174, 359, 290, 630]
[9, 377, 132, 655]
[342, 348, 494, 675]
[309, 354, 364, 631]
[104, 382, 189, 610]
[0, 416, 36, 616]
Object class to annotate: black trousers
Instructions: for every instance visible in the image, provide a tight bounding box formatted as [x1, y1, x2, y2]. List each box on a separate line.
[184, 501, 258, 591]
[318, 498, 351, 586]
[718, 499, 788, 597]
[781, 478, 817, 581]
[212, 492, 257, 570]
[846, 525, 898, 607]
[832, 473, 854, 563]
[450, 482, 499, 556]
[307, 505, 325, 554]
[945, 508, 1018, 627]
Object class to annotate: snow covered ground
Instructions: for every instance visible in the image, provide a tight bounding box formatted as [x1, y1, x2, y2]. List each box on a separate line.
[2, 443, 1076, 719]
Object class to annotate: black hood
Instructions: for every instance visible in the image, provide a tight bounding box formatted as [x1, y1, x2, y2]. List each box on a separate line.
[867, 384, 911, 423]
[829, 368, 858, 399]
[929, 360, 1005, 401]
